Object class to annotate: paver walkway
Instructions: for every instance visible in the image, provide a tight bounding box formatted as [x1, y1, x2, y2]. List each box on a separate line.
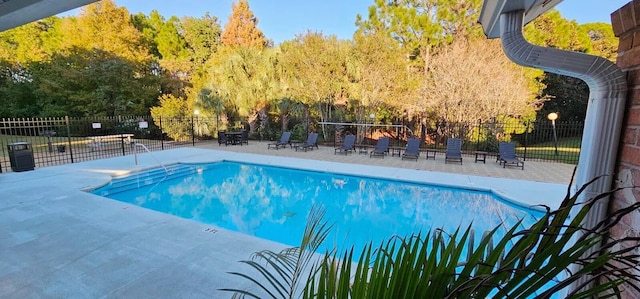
[197, 140, 576, 185]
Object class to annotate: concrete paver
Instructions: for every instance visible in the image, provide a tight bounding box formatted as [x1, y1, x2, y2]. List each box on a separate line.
[0, 142, 576, 298]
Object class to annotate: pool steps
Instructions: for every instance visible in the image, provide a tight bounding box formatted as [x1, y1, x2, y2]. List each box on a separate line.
[96, 163, 201, 196]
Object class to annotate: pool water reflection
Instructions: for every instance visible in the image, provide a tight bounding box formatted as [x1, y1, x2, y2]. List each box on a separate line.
[92, 161, 543, 258]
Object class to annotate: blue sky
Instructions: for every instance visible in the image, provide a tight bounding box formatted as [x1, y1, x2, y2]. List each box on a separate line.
[97, 0, 629, 44]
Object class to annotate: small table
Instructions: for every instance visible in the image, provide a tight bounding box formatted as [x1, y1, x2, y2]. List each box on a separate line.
[289, 140, 302, 150]
[226, 131, 243, 145]
[357, 144, 370, 154]
[425, 149, 436, 160]
[475, 151, 488, 163]
[390, 146, 403, 157]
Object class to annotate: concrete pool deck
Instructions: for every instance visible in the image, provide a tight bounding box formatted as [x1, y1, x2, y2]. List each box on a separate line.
[0, 145, 575, 298]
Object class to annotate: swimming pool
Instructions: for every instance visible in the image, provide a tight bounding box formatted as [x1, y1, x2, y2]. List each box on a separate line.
[91, 161, 543, 257]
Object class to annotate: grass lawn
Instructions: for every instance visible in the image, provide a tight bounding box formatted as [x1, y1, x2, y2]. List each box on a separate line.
[0, 134, 90, 154]
[517, 137, 581, 164]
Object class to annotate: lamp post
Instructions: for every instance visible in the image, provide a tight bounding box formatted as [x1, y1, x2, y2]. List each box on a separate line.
[402, 110, 407, 138]
[194, 109, 200, 140]
[369, 113, 375, 145]
[215, 100, 221, 137]
[547, 112, 559, 156]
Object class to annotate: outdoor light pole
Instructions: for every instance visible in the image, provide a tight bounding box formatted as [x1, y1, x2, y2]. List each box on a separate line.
[369, 113, 375, 145]
[216, 100, 221, 138]
[194, 109, 200, 138]
[547, 112, 559, 156]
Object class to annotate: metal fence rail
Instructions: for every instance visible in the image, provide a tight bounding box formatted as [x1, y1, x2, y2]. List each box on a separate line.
[0, 116, 204, 173]
[0, 116, 584, 172]
[324, 120, 583, 165]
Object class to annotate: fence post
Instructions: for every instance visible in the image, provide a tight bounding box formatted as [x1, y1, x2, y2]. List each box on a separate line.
[523, 120, 529, 161]
[160, 116, 164, 150]
[65, 116, 75, 163]
[191, 115, 195, 146]
[0, 118, 3, 172]
[476, 119, 481, 151]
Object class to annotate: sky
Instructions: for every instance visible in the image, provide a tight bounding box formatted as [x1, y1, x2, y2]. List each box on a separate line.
[71, 0, 632, 44]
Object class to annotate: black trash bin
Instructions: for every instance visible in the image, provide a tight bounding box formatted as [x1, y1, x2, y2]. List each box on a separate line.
[8, 142, 35, 172]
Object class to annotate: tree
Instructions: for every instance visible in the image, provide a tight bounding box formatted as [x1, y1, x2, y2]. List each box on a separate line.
[537, 74, 589, 122]
[524, 10, 611, 123]
[60, 0, 151, 62]
[280, 32, 350, 139]
[29, 48, 159, 117]
[355, 0, 490, 132]
[421, 39, 537, 123]
[206, 46, 281, 133]
[524, 10, 591, 53]
[348, 30, 416, 140]
[180, 13, 223, 69]
[581, 22, 618, 62]
[0, 60, 42, 117]
[220, 0, 267, 49]
[131, 11, 191, 98]
[274, 98, 306, 132]
[150, 94, 191, 141]
[180, 13, 224, 109]
[356, 0, 483, 69]
[131, 11, 163, 58]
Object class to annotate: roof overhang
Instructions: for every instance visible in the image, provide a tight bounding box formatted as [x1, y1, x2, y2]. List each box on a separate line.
[479, 0, 564, 38]
[0, 0, 98, 32]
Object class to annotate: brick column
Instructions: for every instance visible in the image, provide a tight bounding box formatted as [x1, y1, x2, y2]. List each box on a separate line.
[611, 1, 640, 298]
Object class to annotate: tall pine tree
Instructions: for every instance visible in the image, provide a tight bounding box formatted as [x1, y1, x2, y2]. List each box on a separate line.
[221, 0, 267, 49]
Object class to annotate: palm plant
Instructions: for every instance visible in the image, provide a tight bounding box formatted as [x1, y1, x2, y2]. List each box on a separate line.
[220, 206, 333, 298]
[223, 175, 640, 298]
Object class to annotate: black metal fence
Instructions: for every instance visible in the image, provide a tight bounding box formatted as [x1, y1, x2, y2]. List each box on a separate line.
[0, 116, 584, 173]
[325, 120, 583, 164]
[0, 116, 208, 173]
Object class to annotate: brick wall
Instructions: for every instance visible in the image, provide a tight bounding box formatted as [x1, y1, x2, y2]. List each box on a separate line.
[612, 1, 640, 298]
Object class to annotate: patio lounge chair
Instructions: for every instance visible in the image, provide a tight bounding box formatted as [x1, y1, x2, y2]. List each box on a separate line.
[370, 137, 390, 158]
[334, 134, 356, 155]
[401, 137, 421, 161]
[445, 138, 463, 164]
[296, 132, 319, 152]
[268, 131, 291, 149]
[499, 142, 524, 170]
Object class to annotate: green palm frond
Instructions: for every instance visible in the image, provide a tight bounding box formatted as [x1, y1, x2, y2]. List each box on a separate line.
[220, 205, 333, 299]
[226, 174, 640, 299]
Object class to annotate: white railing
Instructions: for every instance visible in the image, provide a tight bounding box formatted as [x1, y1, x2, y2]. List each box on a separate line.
[132, 142, 168, 173]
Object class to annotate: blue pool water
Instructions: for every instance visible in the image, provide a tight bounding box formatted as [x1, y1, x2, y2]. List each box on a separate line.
[91, 161, 544, 256]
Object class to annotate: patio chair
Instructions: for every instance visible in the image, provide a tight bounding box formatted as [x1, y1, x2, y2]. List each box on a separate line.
[499, 142, 524, 170]
[239, 130, 249, 145]
[268, 131, 292, 149]
[401, 137, 421, 161]
[218, 131, 230, 146]
[370, 137, 390, 158]
[296, 132, 319, 152]
[445, 138, 463, 164]
[334, 134, 356, 155]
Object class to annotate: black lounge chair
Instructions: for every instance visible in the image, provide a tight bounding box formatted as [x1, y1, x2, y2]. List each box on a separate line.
[499, 142, 524, 170]
[296, 133, 319, 152]
[369, 137, 390, 158]
[334, 134, 356, 155]
[401, 137, 421, 161]
[445, 138, 463, 164]
[268, 131, 291, 149]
